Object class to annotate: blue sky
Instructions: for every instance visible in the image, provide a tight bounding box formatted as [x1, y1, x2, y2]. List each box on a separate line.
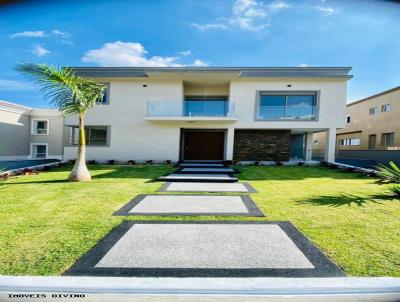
[0, 0, 399, 108]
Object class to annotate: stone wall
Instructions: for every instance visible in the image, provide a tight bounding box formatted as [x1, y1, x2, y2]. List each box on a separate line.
[233, 130, 291, 161]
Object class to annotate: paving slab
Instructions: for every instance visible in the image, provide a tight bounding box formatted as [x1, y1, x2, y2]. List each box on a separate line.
[158, 173, 237, 182]
[177, 167, 237, 174]
[65, 221, 344, 277]
[113, 194, 264, 216]
[159, 182, 256, 193]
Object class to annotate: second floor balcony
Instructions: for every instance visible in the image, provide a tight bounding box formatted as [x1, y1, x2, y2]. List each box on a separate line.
[145, 100, 237, 122]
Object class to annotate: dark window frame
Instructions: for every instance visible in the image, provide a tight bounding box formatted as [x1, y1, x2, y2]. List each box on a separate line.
[96, 83, 110, 105]
[71, 125, 110, 147]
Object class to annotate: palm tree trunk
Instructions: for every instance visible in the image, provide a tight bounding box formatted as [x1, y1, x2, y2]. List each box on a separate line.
[68, 115, 91, 182]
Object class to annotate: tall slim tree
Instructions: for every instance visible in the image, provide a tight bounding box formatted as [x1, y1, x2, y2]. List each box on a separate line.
[16, 63, 105, 182]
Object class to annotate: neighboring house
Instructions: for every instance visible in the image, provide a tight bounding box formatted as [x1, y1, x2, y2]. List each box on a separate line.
[312, 86, 400, 166]
[0, 100, 63, 160]
[1, 67, 353, 163]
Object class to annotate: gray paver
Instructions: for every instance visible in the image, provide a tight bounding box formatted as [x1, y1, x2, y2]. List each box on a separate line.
[95, 224, 315, 269]
[129, 195, 248, 213]
[160, 182, 255, 192]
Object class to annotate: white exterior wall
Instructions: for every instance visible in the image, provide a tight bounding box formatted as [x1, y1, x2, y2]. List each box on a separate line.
[230, 79, 347, 129]
[63, 77, 348, 162]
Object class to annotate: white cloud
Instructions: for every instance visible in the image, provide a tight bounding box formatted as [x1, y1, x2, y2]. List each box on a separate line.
[177, 50, 192, 56]
[0, 79, 34, 91]
[297, 63, 308, 67]
[10, 31, 46, 38]
[192, 59, 209, 67]
[10, 29, 73, 45]
[314, 5, 339, 15]
[81, 41, 184, 67]
[32, 44, 50, 57]
[267, 0, 290, 11]
[190, 22, 228, 31]
[191, 0, 289, 32]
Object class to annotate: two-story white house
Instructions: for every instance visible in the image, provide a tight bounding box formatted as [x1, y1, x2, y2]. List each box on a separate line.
[1, 67, 352, 163]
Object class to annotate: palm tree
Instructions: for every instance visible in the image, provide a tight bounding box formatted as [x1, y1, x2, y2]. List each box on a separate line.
[16, 63, 105, 182]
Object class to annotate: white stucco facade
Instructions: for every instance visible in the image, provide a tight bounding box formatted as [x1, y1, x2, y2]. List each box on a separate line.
[62, 67, 351, 163]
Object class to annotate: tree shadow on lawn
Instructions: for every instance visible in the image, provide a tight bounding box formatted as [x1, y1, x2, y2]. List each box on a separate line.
[236, 166, 371, 181]
[297, 193, 395, 207]
[2, 165, 174, 185]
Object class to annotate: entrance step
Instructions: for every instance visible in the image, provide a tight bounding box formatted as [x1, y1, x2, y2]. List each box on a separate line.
[178, 163, 226, 168]
[176, 167, 237, 174]
[158, 173, 238, 183]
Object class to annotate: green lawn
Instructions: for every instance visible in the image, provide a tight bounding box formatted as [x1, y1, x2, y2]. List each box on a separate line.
[0, 164, 399, 276]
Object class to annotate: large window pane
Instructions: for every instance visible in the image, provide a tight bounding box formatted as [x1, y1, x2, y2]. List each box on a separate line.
[184, 97, 228, 116]
[257, 93, 316, 121]
[89, 127, 108, 145]
[287, 95, 315, 107]
[71, 126, 108, 146]
[285, 106, 315, 120]
[259, 95, 286, 107]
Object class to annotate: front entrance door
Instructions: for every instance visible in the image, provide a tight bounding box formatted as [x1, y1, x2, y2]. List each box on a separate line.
[182, 130, 225, 161]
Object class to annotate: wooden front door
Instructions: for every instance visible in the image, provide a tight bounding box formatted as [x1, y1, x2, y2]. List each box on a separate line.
[182, 130, 225, 160]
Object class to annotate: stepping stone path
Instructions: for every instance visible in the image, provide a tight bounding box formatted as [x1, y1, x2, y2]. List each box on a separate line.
[66, 161, 344, 277]
[113, 194, 264, 216]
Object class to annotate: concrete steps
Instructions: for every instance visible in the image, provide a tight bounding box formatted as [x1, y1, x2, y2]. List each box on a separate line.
[158, 173, 238, 183]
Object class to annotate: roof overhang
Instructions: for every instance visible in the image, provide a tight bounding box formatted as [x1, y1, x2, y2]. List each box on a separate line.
[69, 67, 353, 80]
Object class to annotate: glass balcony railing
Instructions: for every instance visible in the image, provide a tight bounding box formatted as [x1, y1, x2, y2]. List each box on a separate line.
[147, 101, 235, 117]
[256, 106, 317, 121]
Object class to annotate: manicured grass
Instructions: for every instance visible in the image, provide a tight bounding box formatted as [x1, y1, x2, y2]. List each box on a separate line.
[0, 164, 399, 276]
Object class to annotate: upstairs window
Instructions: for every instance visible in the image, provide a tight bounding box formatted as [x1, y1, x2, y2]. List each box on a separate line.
[96, 83, 109, 104]
[31, 119, 49, 135]
[257, 93, 317, 120]
[71, 126, 109, 146]
[369, 107, 378, 115]
[381, 132, 395, 147]
[381, 104, 391, 112]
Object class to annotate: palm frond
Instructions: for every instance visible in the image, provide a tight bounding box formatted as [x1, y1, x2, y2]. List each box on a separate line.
[15, 63, 105, 116]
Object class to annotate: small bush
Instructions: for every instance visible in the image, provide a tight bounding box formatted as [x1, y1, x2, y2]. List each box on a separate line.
[320, 161, 328, 166]
[297, 161, 305, 166]
[20, 168, 38, 175]
[43, 165, 51, 171]
[376, 161, 400, 183]
[87, 160, 97, 165]
[254, 161, 260, 166]
[275, 161, 283, 166]
[146, 160, 153, 165]
[164, 160, 172, 165]
[389, 185, 400, 198]
[107, 160, 115, 165]
[128, 160, 136, 165]
[345, 167, 356, 172]
[68, 159, 76, 164]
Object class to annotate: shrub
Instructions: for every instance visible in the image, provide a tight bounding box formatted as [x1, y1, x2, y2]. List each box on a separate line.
[254, 161, 260, 166]
[275, 161, 283, 166]
[146, 160, 153, 165]
[297, 161, 305, 166]
[346, 167, 356, 172]
[20, 168, 38, 175]
[43, 165, 51, 171]
[68, 159, 76, 164]
[389, 185, 400, 198]
[87, 160, 97, 165]
[128, 160, 136, 165]
[320, 161, 328, 166]
[164, 160, 172, 165]
[376, 161, 400, 183]
[107, 160, 115, 165]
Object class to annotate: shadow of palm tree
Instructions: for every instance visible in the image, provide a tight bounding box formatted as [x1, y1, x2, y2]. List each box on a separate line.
[297, 193, 394, 207]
